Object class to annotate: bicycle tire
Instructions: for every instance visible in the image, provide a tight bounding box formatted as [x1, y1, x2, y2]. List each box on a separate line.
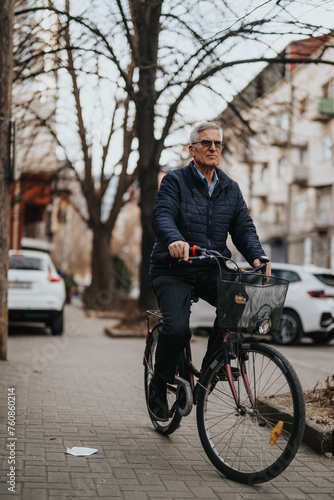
[196, 341, 305, 484]
[144, 322, 182, 435]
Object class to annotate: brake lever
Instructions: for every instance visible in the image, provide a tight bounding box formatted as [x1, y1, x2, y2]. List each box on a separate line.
[252, 263, 267, 273]
[178, 255, 209, 263]
[256, 263, 270, 285]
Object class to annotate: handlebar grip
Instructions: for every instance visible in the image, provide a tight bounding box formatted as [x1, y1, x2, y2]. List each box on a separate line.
[253, 263, 267, 273]
[189, 245, 206, 257]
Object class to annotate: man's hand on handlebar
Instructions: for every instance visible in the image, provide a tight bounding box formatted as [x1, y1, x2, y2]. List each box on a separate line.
[253, 258, 271, 284]
[168, 241, 190, 261]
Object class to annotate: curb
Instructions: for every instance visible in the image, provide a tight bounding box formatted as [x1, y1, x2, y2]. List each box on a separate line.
[303, 417, 333, 454]
[260, 399, 333, 455]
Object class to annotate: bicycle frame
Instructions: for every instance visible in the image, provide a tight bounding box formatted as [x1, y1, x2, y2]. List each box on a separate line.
[181, 329, 256, 411]
[145, 310, 256, 415]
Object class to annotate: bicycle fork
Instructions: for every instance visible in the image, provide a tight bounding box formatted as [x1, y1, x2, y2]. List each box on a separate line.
[221, 331, 255, 413]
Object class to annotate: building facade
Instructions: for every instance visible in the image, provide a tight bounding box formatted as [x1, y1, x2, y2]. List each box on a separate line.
[218, 35, 334, 267]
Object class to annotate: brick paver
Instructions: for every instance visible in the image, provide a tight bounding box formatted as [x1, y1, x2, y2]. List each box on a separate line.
[1, 304, 334, 500]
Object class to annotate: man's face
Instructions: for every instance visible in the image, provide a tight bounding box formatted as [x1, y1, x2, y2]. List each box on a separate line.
[189, 128, 222, 170]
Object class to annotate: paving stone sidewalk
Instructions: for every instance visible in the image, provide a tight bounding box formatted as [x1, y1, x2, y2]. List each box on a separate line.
[1, 304, 334, 500]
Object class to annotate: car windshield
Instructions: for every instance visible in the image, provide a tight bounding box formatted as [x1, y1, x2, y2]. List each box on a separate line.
[9, 256, 44, 271]
[313, 273, 334, 287]
[270, 269, 300, 282]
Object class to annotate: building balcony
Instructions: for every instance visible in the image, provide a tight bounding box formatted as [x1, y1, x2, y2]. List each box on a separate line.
[261, 222, 286, 241]
[252, 181, 268, 198]
[312, 98, 334, 122]
[270, 181, 288, 204]
[315, 214, 333, 230]
[319, 97, 334, 114]
[271, 129, 288, 147]
[289, 165, 308, 185]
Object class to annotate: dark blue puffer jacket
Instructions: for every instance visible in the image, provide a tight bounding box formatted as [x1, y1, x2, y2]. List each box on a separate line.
[149, 161, 265, 278]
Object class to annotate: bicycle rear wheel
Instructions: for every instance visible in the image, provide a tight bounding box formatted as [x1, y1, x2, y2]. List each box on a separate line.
[144, 322, 182, 435]
[196, 342, 305, 484]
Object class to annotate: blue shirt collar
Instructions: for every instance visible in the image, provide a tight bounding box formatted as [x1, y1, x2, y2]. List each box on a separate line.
[193, 164, 219, 196]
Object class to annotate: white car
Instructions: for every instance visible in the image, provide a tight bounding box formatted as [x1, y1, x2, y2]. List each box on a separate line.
[8, 249, 66, 335]
[268, 262, 334, 345]
[190, 262, 334, 345]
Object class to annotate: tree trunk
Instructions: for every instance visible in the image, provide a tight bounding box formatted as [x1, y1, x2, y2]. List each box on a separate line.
[136, 94, 160, 310]
[138, 164, 159, 310]
[0, 0, 14, 361]
[84, 225, 114, 311]
[130, 0, 163, 310]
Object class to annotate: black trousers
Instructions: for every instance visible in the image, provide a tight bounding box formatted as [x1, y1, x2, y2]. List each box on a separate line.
[151, 267, 230, 383]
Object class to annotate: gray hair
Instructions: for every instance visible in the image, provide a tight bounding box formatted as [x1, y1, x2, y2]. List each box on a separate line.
[190, 121, 223, 143]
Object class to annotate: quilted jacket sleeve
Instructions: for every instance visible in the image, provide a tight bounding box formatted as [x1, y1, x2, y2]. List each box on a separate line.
[229, 186, 265, 266]
[151, 173, 185, 250]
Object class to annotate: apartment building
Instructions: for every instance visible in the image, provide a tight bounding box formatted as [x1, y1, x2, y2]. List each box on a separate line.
[218, 35, 334, 267]
[10, 2, 61, 254]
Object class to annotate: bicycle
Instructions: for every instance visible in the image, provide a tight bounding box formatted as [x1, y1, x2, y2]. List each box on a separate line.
[143, 246, 306, 485]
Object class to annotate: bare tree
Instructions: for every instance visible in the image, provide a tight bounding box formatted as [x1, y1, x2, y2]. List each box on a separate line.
[14, 0, 334, 311]
[115, 0, 334, 309]
[13, 0, 137, 310]
[0, 0, 14, 360]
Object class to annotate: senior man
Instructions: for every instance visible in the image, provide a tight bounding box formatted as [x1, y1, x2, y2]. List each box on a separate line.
[148, 121, 271, 421]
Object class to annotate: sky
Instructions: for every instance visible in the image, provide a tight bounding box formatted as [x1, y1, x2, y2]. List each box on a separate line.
[47, 0, 334, 176]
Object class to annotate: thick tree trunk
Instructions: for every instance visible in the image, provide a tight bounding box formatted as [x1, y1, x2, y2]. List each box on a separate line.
[138, 165, 158, 310]
[130, 0, 163, 311]
[0, 0, 14, 360]
[136, 87, 160, 311]
[85, 225, 114, 311]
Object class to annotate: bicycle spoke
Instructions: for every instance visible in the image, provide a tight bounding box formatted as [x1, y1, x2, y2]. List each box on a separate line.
[197, 342, 305, 484]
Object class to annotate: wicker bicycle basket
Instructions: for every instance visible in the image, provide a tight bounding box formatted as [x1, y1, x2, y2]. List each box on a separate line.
[217, 274, 289, 333]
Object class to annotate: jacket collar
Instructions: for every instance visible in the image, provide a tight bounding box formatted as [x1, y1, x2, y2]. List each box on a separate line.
[187, 161, 231, 192]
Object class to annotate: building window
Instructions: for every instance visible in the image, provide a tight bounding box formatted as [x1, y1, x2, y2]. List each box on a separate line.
[320, 135, 333, 160]
[278, 157, 287, 178]
[316, 186, 332, 226]
[299, 98, 307, 116]
[262, 163, 269, 183]
[280, 112, 289, 131]
[322, 79, 334, 99]
[299, 147, 308, 166]
[256, 76, 264, 98]
[295, 193, 307, 221]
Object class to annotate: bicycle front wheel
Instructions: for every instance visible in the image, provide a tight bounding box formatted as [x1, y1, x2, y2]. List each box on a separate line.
[144, 323, 182, 435]
[196, 342, 305, 484]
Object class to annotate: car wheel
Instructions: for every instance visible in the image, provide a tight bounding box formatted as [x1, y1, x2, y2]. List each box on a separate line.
[50, 310, 64, 336]
[271, 310, 303, 345]
[310, 331, 334, 345]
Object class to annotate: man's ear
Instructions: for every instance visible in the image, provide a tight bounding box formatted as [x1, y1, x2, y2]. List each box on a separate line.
[189, 144, 194, 157]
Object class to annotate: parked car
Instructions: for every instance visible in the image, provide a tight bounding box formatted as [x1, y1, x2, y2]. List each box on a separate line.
[8, 249, 66, 335]
[190, 262, 334, 346]
[266, 262, 334, 345]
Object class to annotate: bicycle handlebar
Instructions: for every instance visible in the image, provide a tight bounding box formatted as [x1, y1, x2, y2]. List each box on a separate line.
[180, 245, 269, 276]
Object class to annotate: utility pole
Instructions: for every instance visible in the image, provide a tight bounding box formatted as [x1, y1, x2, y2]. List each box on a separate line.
[0, 0, 14, 360]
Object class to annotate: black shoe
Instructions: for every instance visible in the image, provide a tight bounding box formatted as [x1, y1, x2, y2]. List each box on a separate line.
[148, 375, 169, 422]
